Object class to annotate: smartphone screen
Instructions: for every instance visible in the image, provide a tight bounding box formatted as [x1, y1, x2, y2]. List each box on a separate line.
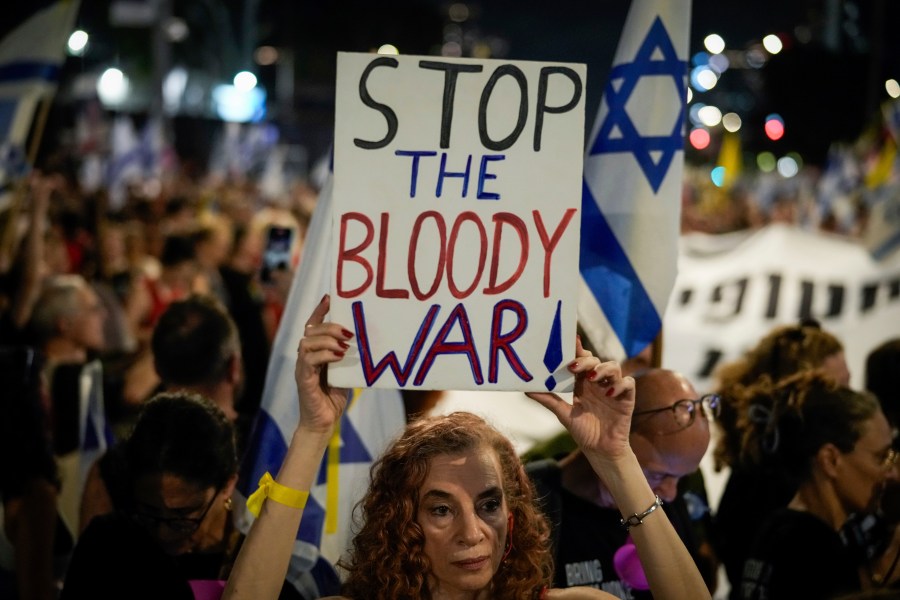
[261, 226, 294, 283]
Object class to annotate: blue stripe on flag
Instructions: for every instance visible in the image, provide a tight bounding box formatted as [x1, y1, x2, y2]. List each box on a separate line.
[580, 179, 661, 357]
[239, 402, 381, 548]
[0, 62, 60, 84]
[0, 100, 17, 140]
[240, 408, 289, 497]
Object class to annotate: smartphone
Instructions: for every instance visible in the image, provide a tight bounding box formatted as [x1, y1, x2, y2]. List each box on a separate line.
[261, 226, 294, 283]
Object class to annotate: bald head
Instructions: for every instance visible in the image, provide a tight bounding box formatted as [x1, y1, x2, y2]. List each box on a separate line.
[629, 369, 711, 502]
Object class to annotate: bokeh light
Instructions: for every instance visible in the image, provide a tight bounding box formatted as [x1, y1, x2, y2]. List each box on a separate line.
[711, 166, 726, 187]
[691, 66, 718, 91]
[255, 46, 279, 66]
[764, 114, 785, 141]
[377, 44, 399, 55]
[689, 128, 711, 150]
[97, 67, 128, 105]
[233, 71, 257, 92]
[722, 112, 742, 132]
[698, 105, 722, 127]
[67, 30, 88, 55]
[757, 152, 777, 172]
[762, 34, 783, 54]
[704, 34, 725, 54]
[886, 79, 900, 99]
[777, 155, 799, 177]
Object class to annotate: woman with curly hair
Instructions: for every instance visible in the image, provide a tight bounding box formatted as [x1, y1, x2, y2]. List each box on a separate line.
[713, 319, 849, 471]
[712, 320, 850, 596]
[222, 296, 710, 600]
[338, 411, 552, 600]
[738, 371, 897, 598]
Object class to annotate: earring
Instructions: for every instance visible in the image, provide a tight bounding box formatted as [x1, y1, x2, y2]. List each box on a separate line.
[224, 497, 233, 511]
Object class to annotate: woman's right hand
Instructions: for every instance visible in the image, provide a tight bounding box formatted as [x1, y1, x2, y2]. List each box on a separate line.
[295, 294, 351, 434]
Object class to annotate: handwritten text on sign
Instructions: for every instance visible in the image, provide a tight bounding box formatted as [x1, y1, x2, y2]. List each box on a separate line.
[329, 52, 586, 391]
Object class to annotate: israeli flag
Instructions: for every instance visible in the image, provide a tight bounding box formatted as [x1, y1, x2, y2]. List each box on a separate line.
[235, 170, 407, 582]
[578, 0, 690, 360]
[0, 1, 80, 151]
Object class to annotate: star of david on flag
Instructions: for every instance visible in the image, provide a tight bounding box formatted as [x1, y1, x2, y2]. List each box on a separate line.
[235, 170, 407, 584]
[578, 0, 691, 361]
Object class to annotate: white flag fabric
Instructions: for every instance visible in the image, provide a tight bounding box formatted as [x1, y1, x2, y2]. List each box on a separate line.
[55, 359, 113, 538]
[0, 0, 80, 150]
[0, 0, 80, 194]
[578, 0, 690, 360]
[236, 173, 407, 584]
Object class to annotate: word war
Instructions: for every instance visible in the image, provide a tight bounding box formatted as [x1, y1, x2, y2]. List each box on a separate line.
[348, 298, 568, 391]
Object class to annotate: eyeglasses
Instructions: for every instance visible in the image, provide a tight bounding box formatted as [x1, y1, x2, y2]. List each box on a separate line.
[632, 394, 722, 429]
[133, 487, 220, 536]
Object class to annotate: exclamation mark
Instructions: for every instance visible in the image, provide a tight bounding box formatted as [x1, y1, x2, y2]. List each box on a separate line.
[543, 300, 563, 390]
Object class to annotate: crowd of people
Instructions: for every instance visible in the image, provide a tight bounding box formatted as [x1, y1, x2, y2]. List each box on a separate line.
[0, 159, 899, 600]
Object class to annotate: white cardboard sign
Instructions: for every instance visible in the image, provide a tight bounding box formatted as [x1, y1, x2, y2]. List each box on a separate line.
[329, 52, 586, 391]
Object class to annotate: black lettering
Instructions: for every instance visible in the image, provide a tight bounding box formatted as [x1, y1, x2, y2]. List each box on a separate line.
[862, 283, 879, 312]
[799, 280, 814, 320]
[534, 66, 583, 151]
[354, 57, 399, 150]
[419, 61, 484, 149]
[697, 348, 724, 379]
[478, 65, 528, 151]
[707, 277, 748, 322]
[765, 274, 782, 319]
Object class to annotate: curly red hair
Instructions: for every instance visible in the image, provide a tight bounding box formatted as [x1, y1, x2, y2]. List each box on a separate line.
[338, 412, 552, 600]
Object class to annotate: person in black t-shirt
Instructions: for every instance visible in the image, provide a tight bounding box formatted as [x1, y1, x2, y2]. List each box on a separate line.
[527, 368, 717, 599]
[739, 372, 897, 599]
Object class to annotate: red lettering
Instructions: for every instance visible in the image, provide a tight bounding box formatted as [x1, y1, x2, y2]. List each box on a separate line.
[353, 301, 440, 386]
[376, 213, 409, 299]
[483, 212, 528, 295]
[533, 208, 577, 297]
[413, 303, 483, 385]
[447, 211, 487, 299]
[488, 299, 532, 383]
[408, 211, 447, 300]
[337, 212, 374, 298]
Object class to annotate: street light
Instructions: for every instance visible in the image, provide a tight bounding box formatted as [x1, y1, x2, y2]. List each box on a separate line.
[233, 71, 257, 92]
[67, 30, 89, 55]
[97, 67, 129, 106]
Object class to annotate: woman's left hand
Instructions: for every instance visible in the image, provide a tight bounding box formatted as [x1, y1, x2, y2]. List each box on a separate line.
[527, 337, 635, 464]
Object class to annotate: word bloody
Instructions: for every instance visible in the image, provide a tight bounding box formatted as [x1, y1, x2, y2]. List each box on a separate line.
[337, 208, 578, 300]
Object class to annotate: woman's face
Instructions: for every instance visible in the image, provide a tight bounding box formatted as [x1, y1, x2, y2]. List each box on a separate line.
[417, 447, 510, 598]
[837, 411, 897, 514]
[132, 473, 221, 555]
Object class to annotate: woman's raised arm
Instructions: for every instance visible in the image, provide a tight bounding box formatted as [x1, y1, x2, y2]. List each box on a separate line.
[529, 342, 711, 600]
[223, 295, 349, 600]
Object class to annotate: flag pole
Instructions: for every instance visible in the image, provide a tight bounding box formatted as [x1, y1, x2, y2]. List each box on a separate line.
[650, 330, 664, 369]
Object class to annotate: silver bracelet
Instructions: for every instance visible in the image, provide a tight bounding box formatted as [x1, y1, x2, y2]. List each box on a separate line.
[620, 495, 663, 531]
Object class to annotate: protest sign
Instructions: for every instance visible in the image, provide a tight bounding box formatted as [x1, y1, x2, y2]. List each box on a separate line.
[329, 52, 586, 391]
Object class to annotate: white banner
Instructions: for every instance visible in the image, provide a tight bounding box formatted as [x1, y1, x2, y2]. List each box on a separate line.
[663, 224, 900, 393]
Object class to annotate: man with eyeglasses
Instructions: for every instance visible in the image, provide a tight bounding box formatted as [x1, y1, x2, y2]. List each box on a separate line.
[527, 368, 717, 598]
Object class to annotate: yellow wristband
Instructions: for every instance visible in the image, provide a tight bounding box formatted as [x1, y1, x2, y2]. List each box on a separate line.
[246, 472, 309, 517]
